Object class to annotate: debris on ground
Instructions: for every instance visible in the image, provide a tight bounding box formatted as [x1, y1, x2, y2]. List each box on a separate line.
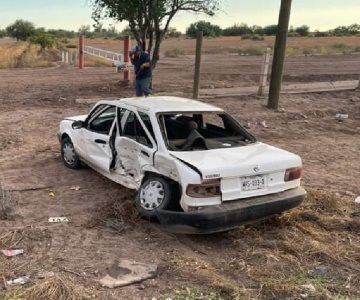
[299, 283, 316, 298]
[1, 249, 24, 257]
[260, 120, 268, 128]
[48, 217, 69, 223]
[355, 196, 360, 204]
[48, 191, 56, 198]
[37, 271, 55, 279]
[70, 186, 81, 191]
[336, 113, 349, 121]
[99, 260, 157, 288]
[307, 265, 329, 277]
[6, 275, 30, 285]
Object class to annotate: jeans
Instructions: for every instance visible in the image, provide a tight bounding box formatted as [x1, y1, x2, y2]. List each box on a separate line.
[135, 77, 152, 97]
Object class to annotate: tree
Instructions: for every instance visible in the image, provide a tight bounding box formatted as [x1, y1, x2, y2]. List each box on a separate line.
[223, 23, 252, 36]
[186, 21, 222, 38]
[0, 29, 6, 38]
[6, 20, 36, 41]
[166, 27, 182, 38]
[295, 25, 310, 37]
[91, 0, 219, 69]
[262, 24, 278, 36]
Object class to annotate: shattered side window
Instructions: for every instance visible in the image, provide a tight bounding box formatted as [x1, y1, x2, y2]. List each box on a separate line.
[158, 112, 255, 151]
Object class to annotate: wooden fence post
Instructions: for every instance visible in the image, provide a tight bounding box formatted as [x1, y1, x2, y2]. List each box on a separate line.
[258, 48, 271, 96]
[79, 35, 84, 69]
[123, 36, 131, 82]
[193, 31, 203, 99]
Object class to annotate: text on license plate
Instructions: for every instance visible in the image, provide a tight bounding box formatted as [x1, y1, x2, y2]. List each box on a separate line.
[241, 175, 266, 191]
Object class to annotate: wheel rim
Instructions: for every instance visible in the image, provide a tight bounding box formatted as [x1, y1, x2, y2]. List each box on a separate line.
[139, 180, 165, 210]
[63, 142, 76, 165]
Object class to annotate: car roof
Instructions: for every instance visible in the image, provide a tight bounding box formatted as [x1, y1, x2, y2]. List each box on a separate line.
[97, 96, 223, 113]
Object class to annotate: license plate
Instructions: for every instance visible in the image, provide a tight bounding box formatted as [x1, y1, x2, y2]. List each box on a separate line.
[241, 175, 266, 191]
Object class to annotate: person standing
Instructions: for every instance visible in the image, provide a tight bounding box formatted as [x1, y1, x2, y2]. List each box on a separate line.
[130, 45, 152, 97]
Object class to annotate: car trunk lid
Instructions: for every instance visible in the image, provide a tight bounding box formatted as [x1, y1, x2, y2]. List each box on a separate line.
[170, 142, 302, 201]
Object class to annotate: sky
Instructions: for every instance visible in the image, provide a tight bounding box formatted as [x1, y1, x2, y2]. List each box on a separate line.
[0, 0, 359, 32]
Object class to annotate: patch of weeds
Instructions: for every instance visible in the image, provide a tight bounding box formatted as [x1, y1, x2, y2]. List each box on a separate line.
[5, 274, 94, 300]
[157, 287, 223, 300]
[0, 182, 17, 220]
[238, 46, 263, 56]
[164, 48, 186, 58]
[87, 191, 138, 233]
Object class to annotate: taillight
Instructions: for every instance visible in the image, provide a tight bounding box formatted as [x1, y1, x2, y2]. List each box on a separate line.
[284, 167, 303, 182]
[186, 179, 221, 198]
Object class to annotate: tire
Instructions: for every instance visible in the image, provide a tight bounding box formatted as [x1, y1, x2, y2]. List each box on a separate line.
[135, 175, 178, 221]
[61, 137, 82, 169]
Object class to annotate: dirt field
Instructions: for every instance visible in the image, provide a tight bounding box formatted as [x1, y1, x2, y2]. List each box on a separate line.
[0, 43, 360, 299]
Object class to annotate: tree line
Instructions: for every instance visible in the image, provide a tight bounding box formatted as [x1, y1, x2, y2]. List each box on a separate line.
[185, 21, 360, 38]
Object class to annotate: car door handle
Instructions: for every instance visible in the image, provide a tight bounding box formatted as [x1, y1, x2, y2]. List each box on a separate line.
[140, 150, 150, 157]
[94, 139, 107, 144]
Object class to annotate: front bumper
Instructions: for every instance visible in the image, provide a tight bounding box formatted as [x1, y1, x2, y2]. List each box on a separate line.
[57, 132, 62, 143]
[156, 187, 306, 234]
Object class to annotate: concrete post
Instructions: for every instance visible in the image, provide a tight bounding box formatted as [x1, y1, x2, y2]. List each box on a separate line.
[258, 48, 271, 96]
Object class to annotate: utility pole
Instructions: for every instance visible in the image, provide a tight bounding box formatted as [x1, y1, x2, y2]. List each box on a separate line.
[267, 0, 292, 109]
[193, 31, 203, 99]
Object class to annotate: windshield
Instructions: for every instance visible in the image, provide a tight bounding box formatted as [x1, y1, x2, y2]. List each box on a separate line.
[158, 112, 256, 151]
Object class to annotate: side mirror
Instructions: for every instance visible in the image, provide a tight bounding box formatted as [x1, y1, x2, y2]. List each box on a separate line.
[72, 120, 85, 129]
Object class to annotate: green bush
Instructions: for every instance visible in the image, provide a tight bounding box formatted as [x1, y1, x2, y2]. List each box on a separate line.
[65, 44, 77, 48]
[0, 29, 6, 38]
[295, 25, 310, 36]
[166, 27, 182, 38]
[186, 21, 222, 38]
[30, 33, 57, 48]
[262, 24, 278, 36]
[223, 23, 252, 36]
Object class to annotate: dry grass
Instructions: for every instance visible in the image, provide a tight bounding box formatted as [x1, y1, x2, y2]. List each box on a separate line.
[83, 36, 360, 55]
[0, 182, 17, 220]
[0, 42, 57, 69]
[6, 274, 93, 300]
[164, 48, 186, 58]
[87, 191, 138, 233]
[162, 189, 360, 299]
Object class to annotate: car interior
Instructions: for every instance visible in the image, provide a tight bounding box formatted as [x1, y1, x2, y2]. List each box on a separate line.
[160, 112, 255, 151]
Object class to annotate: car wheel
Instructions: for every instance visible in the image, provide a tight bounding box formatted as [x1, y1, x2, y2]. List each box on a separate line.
[61, 137, 82, 169]
[135, 175, 177, 221]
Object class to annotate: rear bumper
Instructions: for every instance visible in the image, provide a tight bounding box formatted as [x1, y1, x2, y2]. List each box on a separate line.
[156, 187, 306, 234]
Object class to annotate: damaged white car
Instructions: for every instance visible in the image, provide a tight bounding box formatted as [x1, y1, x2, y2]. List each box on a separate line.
[58, 96, 306, 233]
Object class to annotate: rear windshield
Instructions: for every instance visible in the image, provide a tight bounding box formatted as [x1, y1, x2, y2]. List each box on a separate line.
[158, 112, 256, 151]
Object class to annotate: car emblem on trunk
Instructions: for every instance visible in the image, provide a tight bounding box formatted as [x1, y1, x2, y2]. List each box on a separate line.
[253, 165, 260, 172]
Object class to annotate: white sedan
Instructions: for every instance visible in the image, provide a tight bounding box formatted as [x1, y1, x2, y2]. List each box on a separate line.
[58, 96, 306, 233]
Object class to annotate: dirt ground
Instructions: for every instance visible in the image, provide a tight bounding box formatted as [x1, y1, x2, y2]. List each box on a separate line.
[0, 49, 360, 299]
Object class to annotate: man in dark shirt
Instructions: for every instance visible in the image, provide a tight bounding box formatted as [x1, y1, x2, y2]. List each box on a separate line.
[130, 45, 152, 97]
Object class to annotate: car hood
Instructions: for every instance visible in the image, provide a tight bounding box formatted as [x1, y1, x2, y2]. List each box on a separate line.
[64, 115, 87, 122]
[170, 142, 301, 179]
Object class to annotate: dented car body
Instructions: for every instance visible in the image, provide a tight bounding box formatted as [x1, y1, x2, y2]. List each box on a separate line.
[58, 96, 306, 233]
